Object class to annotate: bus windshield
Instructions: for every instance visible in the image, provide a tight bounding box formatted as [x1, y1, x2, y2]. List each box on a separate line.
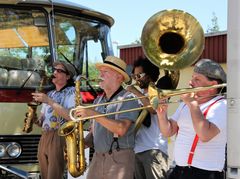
[0, 6, 113, 102]
[0, 8, 50, 88]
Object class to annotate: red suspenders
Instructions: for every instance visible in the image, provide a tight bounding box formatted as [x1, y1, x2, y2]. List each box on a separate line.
[187, 97, 224, 166]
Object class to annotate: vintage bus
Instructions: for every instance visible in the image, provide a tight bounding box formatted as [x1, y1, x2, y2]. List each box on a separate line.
[0, 0, 114, 178]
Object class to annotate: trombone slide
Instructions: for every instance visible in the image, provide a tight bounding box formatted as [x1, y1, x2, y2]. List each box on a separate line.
[69, 83, 226, 122]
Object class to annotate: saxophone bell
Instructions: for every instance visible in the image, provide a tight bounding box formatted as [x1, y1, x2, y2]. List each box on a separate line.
[23, 102, 38, 133]
[22, 77, 46, 133]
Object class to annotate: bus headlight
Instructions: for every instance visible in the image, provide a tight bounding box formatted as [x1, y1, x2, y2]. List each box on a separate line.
[6, 142, 22, 158]
[0, 144, 6, 158]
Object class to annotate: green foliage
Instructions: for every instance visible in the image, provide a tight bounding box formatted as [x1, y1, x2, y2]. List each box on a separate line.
[132, 38, 141, 44]
[82, 61, 99, 84]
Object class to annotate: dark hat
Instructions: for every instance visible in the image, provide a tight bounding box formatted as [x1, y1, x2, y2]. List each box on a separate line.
[53, 61, 76, 78]
[194, 59, 226, 83]
[95, 56, 130, 82]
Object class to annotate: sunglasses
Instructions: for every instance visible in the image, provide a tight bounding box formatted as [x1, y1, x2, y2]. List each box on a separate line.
[53, 67, 67, 74]
[131, 73, 146, 79]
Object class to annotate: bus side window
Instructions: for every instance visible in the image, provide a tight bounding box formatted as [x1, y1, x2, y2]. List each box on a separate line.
[21, 58, 45, 71]
[7, 70, 41, 87]
[0, 68, 8, 86]
[21, 58, 36, 70]
[0, 56, 22, 70]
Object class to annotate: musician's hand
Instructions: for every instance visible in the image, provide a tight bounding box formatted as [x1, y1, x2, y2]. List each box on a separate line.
[156, 98, 168, 114]
[32, 92, 50, 104]
[74, 106, 97, 119]
[180, 92, 197, 106]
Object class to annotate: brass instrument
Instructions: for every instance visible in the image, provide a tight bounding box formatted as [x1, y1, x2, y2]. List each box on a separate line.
[134, 109, 149, 133]
[148, 83, 227, 109]
[133, 9, 205, 130]
[69, 83, 226, 122]
[23, 78, 45, 133]
[141, 9, 204, 71]
[58, 76, 86, 177]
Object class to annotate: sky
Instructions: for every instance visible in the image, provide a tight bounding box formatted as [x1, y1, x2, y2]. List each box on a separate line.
[71, 0, 227, 47]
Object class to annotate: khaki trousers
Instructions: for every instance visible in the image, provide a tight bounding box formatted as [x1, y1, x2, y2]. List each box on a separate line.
[37, 130, 66, 179]
[135, 149, 168, 179]
[87, 149, 135, 179]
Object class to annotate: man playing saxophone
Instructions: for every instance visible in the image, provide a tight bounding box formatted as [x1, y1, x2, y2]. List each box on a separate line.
[74, 56, 140, 179]
[32, 61, 76, 179]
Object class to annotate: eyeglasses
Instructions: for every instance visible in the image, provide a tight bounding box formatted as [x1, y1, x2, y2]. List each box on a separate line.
[131, 73, 146, 80]
[53, 68, 67, 74]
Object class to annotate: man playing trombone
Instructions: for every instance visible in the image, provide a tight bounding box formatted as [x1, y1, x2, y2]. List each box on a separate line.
[156, 59, 227, 179]
[75, 56, 140, 179]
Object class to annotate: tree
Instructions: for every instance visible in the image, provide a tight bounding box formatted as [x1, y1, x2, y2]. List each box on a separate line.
[131, 38, 141, 44]
[206, 12, 220, 33]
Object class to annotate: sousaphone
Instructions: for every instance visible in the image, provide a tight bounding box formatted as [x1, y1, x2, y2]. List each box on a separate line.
[135, 9, 205, 132]
[141, 9, 205, 88]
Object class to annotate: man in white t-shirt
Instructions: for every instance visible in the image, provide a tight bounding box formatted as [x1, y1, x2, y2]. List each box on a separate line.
[127, 57, 173, 179]
[156, 59, 227, 179]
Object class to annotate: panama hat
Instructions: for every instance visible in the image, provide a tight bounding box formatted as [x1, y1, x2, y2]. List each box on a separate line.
[95, 56, 130, 82]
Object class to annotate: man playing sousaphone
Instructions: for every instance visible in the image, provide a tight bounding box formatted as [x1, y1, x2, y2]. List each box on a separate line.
[156, 59, 227, 179]
[126, 57, 172, 179]
[32, 61, 76, 179]
[74, 56, 140, 179]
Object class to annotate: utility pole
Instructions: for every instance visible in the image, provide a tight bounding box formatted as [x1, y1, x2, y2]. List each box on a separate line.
[227, 0, 240, 178]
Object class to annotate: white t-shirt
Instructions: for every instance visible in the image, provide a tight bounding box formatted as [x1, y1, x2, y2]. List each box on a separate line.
[171, 96, 227, 171]
[134, 90, 167, 155]
[134, 113, 168, 155]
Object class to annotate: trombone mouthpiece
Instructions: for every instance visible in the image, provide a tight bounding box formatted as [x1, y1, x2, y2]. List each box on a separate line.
[122, 78, 139, 89]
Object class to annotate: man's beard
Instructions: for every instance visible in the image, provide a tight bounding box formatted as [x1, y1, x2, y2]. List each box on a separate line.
[139, 80, 150, 89]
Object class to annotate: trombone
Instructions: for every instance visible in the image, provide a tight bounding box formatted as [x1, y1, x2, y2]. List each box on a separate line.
[69, 83, 226, 122]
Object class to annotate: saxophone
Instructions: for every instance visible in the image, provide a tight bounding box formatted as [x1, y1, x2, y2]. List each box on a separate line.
[23, 77, 45, 133]
[58, 76, 86, 177]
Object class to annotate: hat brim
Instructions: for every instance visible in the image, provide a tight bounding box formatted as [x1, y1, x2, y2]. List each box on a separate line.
[53, 61, 76, 78]
[96, 63, 130, 82]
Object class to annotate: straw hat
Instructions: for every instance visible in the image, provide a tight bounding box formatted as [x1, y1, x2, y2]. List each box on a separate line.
[95, 56, 130, 82]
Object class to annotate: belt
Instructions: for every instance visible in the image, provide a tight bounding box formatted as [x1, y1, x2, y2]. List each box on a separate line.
[41, 129, 58, 134]
[95, 148, 132, 156]
[175, 165, 223, 174]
